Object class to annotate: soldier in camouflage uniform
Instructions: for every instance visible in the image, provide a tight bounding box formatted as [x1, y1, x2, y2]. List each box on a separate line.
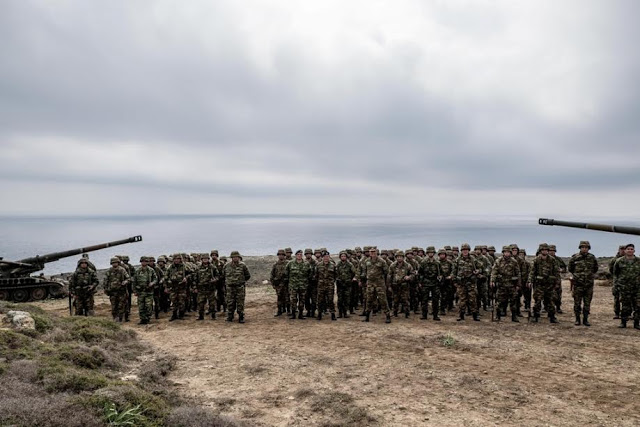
[223, 251, 251, 323]
[405, 250, 421, 314]
[568, 241, 599, 327]
[389, 251, 414, 318]
[118, 255, 136, 322]
[549, 244, 566, 314]
[453, 243, 482, 321]
[518, 249, 531, 312]
[315, 251, 337, 321]
[165, 254, 191, 321]
[474, 245, 492, 312]
[286, 250, 312, 319]
[284, 248, 293, 313]
[361, 247, 391, 323]
[612, 244, 640, 329]
[609, 245, 625, 319]
[418, 247, 442, 321]
[103, 257, 130, 322]
[270, 249, 288, 317]
[304, 248, 318, 318]
[437, 249, 455, 314]
[156, 256, 170, 314]
[133, 256, 158, 325]
[357, 246, 372, 315]
[211, 250, 226, 313]
[491, 246, 522, 322]
[336, 251, 356, 318]
[195, 254, 219, 320]
[69, 258, 99, 316]
[527, 243, 559, 323]
[80, 253, 97, 271]
[349, 248, 361, 313]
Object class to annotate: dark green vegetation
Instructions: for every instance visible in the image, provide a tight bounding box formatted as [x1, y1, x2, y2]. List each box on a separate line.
[0, 302, 242, 427]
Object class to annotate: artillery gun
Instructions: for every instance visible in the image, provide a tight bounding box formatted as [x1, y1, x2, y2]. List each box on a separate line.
[538, 218, 640, 236]
[0, 236, 142, 302]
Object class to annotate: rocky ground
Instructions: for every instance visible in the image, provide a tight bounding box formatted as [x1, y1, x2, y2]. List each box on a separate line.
[35, 274, 640, 427]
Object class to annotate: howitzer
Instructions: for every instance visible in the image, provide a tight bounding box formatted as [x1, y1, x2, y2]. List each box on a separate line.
[0, 236, 142, 302]
[539, 218, 640, 236]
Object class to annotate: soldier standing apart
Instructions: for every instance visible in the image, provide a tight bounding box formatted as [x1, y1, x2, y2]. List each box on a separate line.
[132, 256, 158, 325]
[549, 244, 566, 314]
[609, 245, 625, 320]
[419, 246, 442, 321]
[389, 251, 414, 318]
[195, 254, 219, 320]
[69, 258, 99, 316]
[612, 243, 640, 329]
[491, 246, 522, 322]
[336, 251, 356, 318]
[568, 241, 598, 327]
[270, 249, 288, 316]
[315, 251, 337, 321]
[165, 254, 191, 321]
[223, 251, 251, 323]
[361, 247, 391, 323]
[286, 250, 312, 319]
[103, 257, 130, 322]
[527, 244, 559, 323]
[453, 243, 482, 321]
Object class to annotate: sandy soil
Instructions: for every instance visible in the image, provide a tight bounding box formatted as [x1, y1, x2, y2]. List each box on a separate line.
[37, 280, 639, 427]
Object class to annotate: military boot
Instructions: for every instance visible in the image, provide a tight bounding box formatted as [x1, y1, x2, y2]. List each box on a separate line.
[154, 311, 159, 319]
[618, 318, 627, 328]
[362, 312, 370, 322]
[169, 310, 178, 321]
[274, 307, 282, 317]
[405, 310, 410, 318]
[331, 313, 336, 321]
[197, 311, 205, 321]
[226, 313, 234, 322]
[393, 310, 398, 317]
[582, 314, 590, 327]
[359, 310, 367, 317]
[88, 310, 95, 317]
[574, 314, 581, 326]
[473, 313, 480, 321]
[178, 310, 185, 319]
[457, 312, 465, 322]
[317, 311, 323, 321]
[306, 309, 312, 318]
[289, 310, 297, 319]
[238, 314, 245, 324]
[337, 309, 343, 318]
[211, 311, 216, 320]
[634, 319, 640, 330]
[433, 314, 441, 321]
[124, 313, 130, 322]
[420, 310, 428, 320]
[511, 312, 519, 323]
[385, 314, 391, 324]
[549, 314, 559, 324]
[532, 314, 539, 323]
[298, 309, 305, 320]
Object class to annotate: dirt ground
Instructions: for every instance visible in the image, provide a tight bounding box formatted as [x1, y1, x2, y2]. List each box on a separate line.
[37, 280, 639, 427]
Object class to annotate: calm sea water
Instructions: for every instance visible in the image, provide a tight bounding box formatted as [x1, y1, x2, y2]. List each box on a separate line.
[1, 215, 637, 275]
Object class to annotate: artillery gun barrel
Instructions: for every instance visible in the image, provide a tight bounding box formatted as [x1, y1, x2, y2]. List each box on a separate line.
[16, 236, 143, 266]
[538, 218, 640, 237]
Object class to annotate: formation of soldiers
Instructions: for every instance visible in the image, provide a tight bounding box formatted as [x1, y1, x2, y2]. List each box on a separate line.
[67, 241, 640, 330]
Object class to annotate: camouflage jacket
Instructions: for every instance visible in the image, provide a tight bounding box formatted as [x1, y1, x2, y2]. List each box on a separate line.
[70, 267, 99, 294]
[133, 266, 158, 294]
[315, 261, 337, 288]
[453, 255, 482, 282]
[270, 259, 288, 286]
[336, 260, 356, 283]
[438, 259, 454, 279]
[418, 257, 441, 284]
[389, 260, 414, 287]
[103, 266, 130, 294]
[286, 259, 311, 289]
[196, 263, 219, 292]
[361, 257, 389, 286]
[528, 256, 558, 284]
[612, 256, 640, 288]
[490, 256, 521, 286]
[223, 261, 251, 287]
[568, 252, 598, 284]
[165, 263, 191, 290]
[475, 254, 492, 279]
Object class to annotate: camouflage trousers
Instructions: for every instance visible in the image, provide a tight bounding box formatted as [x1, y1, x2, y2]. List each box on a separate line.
[350, 282, 360, 310]
[522, 282, 532, 310]
[317, 283, 335, 313]
[273, 283, 287, 310]
[393, 282, 410, 313]
[74, 291, 95, 316]
[196, 288, 216, 314]
[336, 281, 351, 313]
[366, 281, 390, 315]
[456, 280, 478, 315]
[409, 282, 419, 312]
[533, 282, 556, 317]
[612, 282, 621, 317]
[476, 278, 488, 309]
[109, 291, 128, 320]
[226, 284, 246, 316]
[421, 283, 440, 317]
[554, 279, 563, 310]
[305, 282, 318, 312]
[619, 283, 638, 320]
[441, 279, 455, 311]
[137, 292, 154, 322]
[289, 285, 307, 312]
[497, 283, 519, 315]
[572, 282, 594, 316]
[216, 282, 226, 311]
[169, 287, 188, 313]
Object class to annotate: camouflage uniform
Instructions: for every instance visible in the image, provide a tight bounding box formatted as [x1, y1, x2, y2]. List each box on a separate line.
[568, 243, 598, 324]
[350, 248, 362, 311]
[336, 254, 356, 318]
[211, 251, 226, 312]
[165, 256, 191, 320]
[609, 247, 624, 319]
[549, 245, 566, 313]
[389, 254, 414, 316]
[528, 251, 559, 322]
[612, 253, 640, 328]
[286, 256, 312, 317]
[474, 248, 492, 311]
[304, 250, 318, 317]
[132, 260, 158, 324]
[270, 250, 288, 316]
[195, 259, 219, 320]
[418, 251, 442, 320]
[69, 260, 99, 316]
[437, 251, 455, 314]
[361, 252, 391, 323]
[103, 259, 130, 322]
[518, 252, 532, 311]
[405, 252, 421, 313]
[223, 253, 251, 322]
[452, 245, 482, 321]
[118, 256, 136, 321]
[315, 257, 337, 319]
[490, 251, 521, 321]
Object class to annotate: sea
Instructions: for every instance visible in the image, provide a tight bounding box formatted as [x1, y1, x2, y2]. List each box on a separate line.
[1, 215, 638, 275]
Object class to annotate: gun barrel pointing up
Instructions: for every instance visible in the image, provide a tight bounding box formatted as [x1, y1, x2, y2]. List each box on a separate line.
[538, 218, 640, 237]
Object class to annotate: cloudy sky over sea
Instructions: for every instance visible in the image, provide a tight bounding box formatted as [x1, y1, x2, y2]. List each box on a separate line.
[1, 1, 639, 217]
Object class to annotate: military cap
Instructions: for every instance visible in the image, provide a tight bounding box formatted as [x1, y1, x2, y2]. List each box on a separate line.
[578, 241, 591, 249]
[396, 250, 405, 257]
[452, 246, 459, 251]
[304, 248, 313, 255]
[548, 244, 557, 251]
[277, 249, 286, 256]
[487, 246, 496, 252]
[538, 243, 549, 251]
[140, 256, 148, 262]
[444, 245, 452, 251]
[460, 243, 471, 250]
[426, 246, 436, 253]
[625, 243, 635, 249]
[230, 250, 241, 257]
[437, 249, 446, 255]
[295, 249, 303, 255]
[285, 247, 293, 254]
[110, 257, 121, 264]
[501, 245, 511, 253]
[210, 250, 219, 256]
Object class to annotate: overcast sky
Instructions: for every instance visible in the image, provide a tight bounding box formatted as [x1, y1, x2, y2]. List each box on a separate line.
[1, 0, 639, 218]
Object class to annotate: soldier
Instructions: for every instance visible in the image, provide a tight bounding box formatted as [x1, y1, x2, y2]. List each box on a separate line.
[165, 254, 191, 321]
[156, 256, 170, 314]
[549, 244, 566, 314]
[491, 246, 522, 322]
[518, 248, 531, 312]
[453, 243, 482, 321]
[389, 251, 414, 318]
[336, 251, 356, 318]
[286, 250, 312, 319]
[568, 241, 599, 327]
[223, 251, 250, 323]
[80, 253, 97, 271]
[103, 257, 130, 322]
[452, 246, 460, 258]
[527, 244, 559, 323]
[437, 249, 454, 314]
[418, 246, 442, 321]
[357, 246, 372, 315]
[405, 249, 421, 314]
[349, 249, 361, 313]
[361, 247, 391, 323]
[270, 249, 288, 316]
[132, 256, 158, 325]
[194, 254, 218, 320]
[609, 245, 625, 319]
[304, 248, 318, 318]
[509, 245, 525, 317]
[118, 255, 136, 322]
[148, 256, 163, 319]
[474, 245, 492, 312]
[210, 250, 226, 313]
[314, 248, 323, 263]
[315, 251, 337, 321]
[69, 258, 99, 316]
[612, 243, 640, 329]
[284, 248, 293, 313]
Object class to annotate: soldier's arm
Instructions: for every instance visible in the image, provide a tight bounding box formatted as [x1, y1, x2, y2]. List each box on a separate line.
[567, 256, 576, 274]
[270, 264, 277, 283]
[243, 264, 251, 281]
[514, 262, 522, 288]
[490, 262, 498, 285]
[591, 255, 599, 274]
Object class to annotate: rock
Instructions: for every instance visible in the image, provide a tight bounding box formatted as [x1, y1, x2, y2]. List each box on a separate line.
[2, 311, 36, 330]
[120, 374, 139, 381]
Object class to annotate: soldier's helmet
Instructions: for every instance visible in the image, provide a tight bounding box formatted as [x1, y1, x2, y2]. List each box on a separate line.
[363, 246, 371, 252]
[473, 245, 480, 251]
[148, 256, 156, 262]
[444, 245, 452, 251]
[619, 245, 626, 250]
[211, 250, 219, 256]
[173, 253, 183, 260]
[230, 251, 241, 258]
[437, 249, 446, 255]
[110, 257, 120, 264]
[339, 251, 347, 257]
[82, 253, 90, 259]
[539, 243, 550, 251]
[346, 249, 354, 255]
[121, 255, 130, 262]
[139, 256, 147, 262]
[157, 256, 167, 263]
[77, 258, 88, 266]
[519, 249, 527, 255]
[461, 243, 471, 251]
[322, 250, 330, 256]
[396, 251, 405, 257]
[501, 245, 511, 253]
[355, 247, 362, 252]
[488, 246, 496, 252]
[277, 249, 286, 256]
[201, 253, 210, 260]
[304, 248, 313, 255]
[480, 245, 488, 250]
[452, 246, 459, 251]
[548, 244, 557, 251]
[285, 248, 293, 254]
[426, 246, 436, 253]
[510, 244, 519, 250]
[625, 243, 635, 249]
[579, 241, 591, 249]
